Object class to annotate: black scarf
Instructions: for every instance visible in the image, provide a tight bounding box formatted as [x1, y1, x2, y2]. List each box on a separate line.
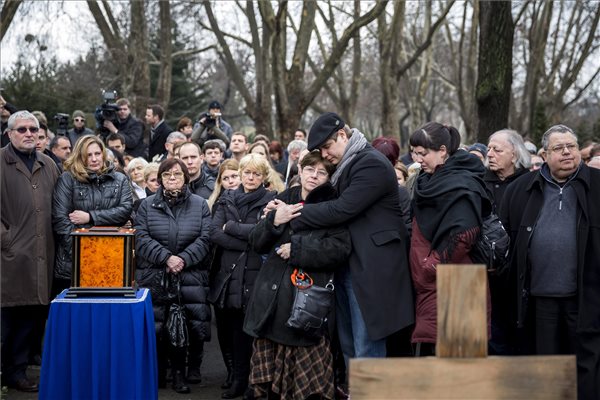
[233, 184, 267, 221]
[413, 150, 490, 256]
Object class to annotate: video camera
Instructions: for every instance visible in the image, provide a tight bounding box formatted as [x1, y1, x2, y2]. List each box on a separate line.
[201, 111, 222, 129]
[94, 90, 119, 137]
[53, 113, 70, 136]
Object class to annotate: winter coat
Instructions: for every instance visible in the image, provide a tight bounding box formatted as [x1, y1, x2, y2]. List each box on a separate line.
[67, 127, 95, 148]
[244, 185, 351, 346]
[134, 187, 212, 340]
[499, 163, 600, 400]
[148, 121, 173, 161]
[483, 168, 529, 213]
[52, 165, 133, 280]
[1, 145, 60, 306]
[115, 115, 146, 158]
[289, 145, 414, 340]
[189, 172, 215, 200]
[210, 186, 276, 310]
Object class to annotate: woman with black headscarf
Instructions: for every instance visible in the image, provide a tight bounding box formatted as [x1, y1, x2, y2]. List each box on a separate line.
[408, 122, 492, 356]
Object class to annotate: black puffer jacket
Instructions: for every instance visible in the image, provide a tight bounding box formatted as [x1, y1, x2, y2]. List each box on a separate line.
[134, 187, 212, 340]
[244, 185, 352, 347]
[52, 165, 133, 279]
[210, 186, 276, 310]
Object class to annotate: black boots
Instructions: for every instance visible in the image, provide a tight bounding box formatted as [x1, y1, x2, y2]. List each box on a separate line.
[221, 348, 234, 389]
[172, 370, 191, 394]
[221, 379, 247, 399]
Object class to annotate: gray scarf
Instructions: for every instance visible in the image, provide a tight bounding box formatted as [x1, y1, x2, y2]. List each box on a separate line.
[331, 128, 368, 185]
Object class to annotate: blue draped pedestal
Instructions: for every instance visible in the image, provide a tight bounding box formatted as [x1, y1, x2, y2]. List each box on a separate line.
[39, 289, 158, 400]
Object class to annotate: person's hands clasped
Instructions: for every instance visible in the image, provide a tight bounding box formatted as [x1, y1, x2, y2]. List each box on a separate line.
[276, 243, 291, 260]
[69, 210, 90, 225]
[273, 203, 303, 226]
[166, 255, 185, 274]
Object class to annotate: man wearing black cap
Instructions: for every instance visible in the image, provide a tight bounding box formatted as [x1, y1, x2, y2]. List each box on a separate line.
[191, 101, 233, 148]
[286, 112, 415, 359]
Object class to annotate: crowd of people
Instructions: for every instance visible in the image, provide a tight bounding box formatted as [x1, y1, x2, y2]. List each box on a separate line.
[1, 93, 600, 400]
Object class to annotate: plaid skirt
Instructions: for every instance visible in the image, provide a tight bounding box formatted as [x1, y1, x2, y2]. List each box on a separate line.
[249, 336, 334, 400]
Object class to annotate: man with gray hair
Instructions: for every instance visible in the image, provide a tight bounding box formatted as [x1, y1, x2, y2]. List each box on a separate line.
[275, 139, 307, 186]
[1, 111, 60, 392]
[484, 128, 532, 355]
[153, 131, 187, 163]
[500, 124, 600, 400]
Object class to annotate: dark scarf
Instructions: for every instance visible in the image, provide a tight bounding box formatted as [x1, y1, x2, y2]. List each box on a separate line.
[413, 150, 490, 257]
[12, 144, 37, 172]
[163, 184, 189, 208]
[233, 184, 267, 221]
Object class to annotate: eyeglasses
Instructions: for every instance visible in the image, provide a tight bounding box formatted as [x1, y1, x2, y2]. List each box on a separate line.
[549, 143, 578, 154]
[161, 171, 184, 180]
[302, 166, 328, 178]
[13, 126, 40, 134]
[74, 118, 85, 123]
[222, 174, 240, 182]
[242, 170, 263, 178]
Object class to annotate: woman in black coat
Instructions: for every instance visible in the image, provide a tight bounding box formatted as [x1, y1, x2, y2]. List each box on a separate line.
[244, 151, 351, 400]
[134, 158, 211, 394]
[210, 153, 277, 399]
[52, 135, 133, 293]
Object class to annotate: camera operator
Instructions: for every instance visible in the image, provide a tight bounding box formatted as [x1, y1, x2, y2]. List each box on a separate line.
[67, 111, 94, 146]
[191, 101, 232, 148]
[102, 98, 146, 158]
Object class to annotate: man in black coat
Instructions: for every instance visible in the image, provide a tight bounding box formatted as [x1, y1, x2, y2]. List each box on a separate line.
[288, 112, 414, 358]
[178, 142, 215, 200]
[146, 104, 173, 161]
[500, 124, 600, 400]
[102, 99, 146, 158]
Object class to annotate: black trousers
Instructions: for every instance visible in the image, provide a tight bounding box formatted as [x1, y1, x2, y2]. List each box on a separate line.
[533, 296, 578, 355]
[1, 306, 43, 384]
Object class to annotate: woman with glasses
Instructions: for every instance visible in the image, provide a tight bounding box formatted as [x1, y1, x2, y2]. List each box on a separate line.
[408, 122, 492, 356]
[134, 158, 212, 394]
[244, 151, 351, 400]
[52, 135, 133, 293]
[210, 154, 276, 399]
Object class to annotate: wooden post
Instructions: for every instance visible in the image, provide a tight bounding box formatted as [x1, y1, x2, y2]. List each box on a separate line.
[349, 264, 577, 399]
[436, 264, 487, 357]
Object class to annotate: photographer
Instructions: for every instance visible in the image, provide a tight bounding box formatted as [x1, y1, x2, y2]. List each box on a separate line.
[103, 98, 146, 158]
[67, 110, 94, 146]
[191, 101, 232, 148]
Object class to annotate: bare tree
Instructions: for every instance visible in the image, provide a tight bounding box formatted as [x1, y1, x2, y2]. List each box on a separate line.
[155, 0, 173, 109]
[0, 0, 22, 42]
[476, 0, 513, 141]
[378, 1, 456, 140]
[87, 0, 150, 116]
[512, 1, 600, 139]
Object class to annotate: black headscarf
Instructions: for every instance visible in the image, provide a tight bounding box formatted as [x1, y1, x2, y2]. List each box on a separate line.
[413, 150, 491, 256]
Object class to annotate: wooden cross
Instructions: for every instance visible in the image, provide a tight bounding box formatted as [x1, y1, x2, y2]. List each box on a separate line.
[350, 264, 576, 399]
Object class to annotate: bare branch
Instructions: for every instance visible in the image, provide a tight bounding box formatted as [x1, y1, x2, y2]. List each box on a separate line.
[0, 0, 22, 42]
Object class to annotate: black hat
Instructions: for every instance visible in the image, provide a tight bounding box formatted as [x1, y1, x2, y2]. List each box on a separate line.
[307, 112, 345, 151]
[468, 142, 487, 159]
[208, 101, 222, 110]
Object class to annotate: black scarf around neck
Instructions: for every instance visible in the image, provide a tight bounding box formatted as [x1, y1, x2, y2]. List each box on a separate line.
[413, 150, 490, 255]
[233, 184, 267, 220]
[163, 184, 188, 208]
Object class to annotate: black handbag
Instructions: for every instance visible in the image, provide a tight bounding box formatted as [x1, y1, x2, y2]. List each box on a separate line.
[148, 269, 178, 304]
[165, 275, 188, 348]
[471, 212, 510, 275]
[207, 251, 246, 308]
[286, 269, 334, 337]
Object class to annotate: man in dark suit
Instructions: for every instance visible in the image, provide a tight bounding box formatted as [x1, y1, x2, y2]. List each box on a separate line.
[286, 112, 414, 359]
[146, 104, 172, 161]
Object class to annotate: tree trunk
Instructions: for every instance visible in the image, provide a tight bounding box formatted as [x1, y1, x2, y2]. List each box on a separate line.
[476, 1, 513, 141]
[129, 0, 150, 115]
[0, 0, 22, 41]
[155, 0, 173, 112]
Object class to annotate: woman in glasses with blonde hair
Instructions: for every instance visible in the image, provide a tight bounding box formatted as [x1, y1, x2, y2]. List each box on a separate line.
[134, 158, 212, 394]
[209, 153, 276, 398]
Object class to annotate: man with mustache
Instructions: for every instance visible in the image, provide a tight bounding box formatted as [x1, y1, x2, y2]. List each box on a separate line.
[500, 124, 600, 400]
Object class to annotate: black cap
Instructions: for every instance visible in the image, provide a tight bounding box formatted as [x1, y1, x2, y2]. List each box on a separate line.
[307, 112, 345, 151]
[208, 101, 222, 110]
